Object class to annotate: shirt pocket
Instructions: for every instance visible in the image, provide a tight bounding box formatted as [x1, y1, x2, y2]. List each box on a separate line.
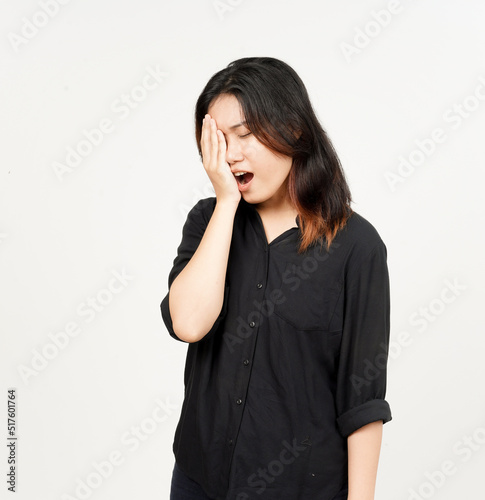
[271, 259, 342, 332]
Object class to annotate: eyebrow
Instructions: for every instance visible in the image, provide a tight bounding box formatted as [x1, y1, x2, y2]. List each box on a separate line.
[229, 121, 247, 130]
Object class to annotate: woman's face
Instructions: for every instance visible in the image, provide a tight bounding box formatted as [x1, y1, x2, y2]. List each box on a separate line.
[207, 94, 294, 210]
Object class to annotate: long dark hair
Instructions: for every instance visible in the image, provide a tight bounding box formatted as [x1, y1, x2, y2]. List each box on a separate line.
[195, 56, 353, 254]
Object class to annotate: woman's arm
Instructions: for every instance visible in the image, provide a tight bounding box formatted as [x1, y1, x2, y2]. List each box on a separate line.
[169, 199, 238, 342]
[347, 419, 383, 500]
[169, 115, 241, 343]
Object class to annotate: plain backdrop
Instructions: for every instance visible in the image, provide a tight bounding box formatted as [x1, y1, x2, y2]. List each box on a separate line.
[1, 1, 484, 499]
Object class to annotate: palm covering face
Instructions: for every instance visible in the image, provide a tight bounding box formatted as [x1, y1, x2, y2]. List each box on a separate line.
[200, 114, 241, 205]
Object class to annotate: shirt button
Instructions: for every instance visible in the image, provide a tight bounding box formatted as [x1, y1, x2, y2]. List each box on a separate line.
[257, 283, 263, 289]
[236, 398, 242, 405]
[249, 321, 255, 328]
[243, 359, 250, 366]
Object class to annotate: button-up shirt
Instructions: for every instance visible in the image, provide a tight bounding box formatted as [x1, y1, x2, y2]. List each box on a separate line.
[160, 196, 392, 500]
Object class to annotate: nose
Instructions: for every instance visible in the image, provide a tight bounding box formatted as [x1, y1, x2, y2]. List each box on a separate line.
[225, 138, 244, 165]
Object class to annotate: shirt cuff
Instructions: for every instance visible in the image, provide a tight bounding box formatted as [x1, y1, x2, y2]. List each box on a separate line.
[160, 282, 230, 343]
[160, 291, 185, 342]
[336, 399, 392, 438]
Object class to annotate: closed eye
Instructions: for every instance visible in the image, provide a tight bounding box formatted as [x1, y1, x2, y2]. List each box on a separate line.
[238, 132, 252, 138]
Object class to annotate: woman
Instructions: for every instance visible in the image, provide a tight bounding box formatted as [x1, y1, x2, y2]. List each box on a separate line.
[161, 57, 392, 500]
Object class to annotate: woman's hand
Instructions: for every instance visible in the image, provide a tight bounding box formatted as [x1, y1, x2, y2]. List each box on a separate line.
[200, 114, 241, 206]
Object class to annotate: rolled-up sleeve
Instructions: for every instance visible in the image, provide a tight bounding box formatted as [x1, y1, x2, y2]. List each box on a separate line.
[335, 240, 392, 437]
[160, 198, 230, 342]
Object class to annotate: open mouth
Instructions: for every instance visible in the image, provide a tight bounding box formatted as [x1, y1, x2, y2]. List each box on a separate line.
[234, 172, 254, 185]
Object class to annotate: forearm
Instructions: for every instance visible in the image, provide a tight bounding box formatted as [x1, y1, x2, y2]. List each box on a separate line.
[169, 199, 238, 342]
[347, 420, 383, 500]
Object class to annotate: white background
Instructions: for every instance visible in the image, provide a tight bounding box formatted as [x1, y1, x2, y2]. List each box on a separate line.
[1, 1, 484, 499]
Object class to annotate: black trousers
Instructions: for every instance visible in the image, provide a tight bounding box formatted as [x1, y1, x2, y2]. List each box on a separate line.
[170, 462, 213, 499]
[170, 462, 349, 499]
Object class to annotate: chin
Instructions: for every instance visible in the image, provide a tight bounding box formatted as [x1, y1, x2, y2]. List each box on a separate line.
[241, 192, 262, 204]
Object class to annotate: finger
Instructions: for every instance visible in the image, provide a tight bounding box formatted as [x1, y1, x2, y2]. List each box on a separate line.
[209, 118, 218, 168]
[216, 129, 227, 167]
[200, 116, 210, 164]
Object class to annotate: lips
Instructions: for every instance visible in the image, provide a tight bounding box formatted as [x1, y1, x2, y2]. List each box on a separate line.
[234, 172, 254, 185]
[233, 171, 254, 192]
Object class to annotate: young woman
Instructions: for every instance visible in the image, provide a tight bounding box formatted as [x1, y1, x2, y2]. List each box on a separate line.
[161, 57, 392, 500]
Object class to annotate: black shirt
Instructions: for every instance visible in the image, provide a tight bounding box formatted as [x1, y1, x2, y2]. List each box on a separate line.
[160, 196, 392, 500]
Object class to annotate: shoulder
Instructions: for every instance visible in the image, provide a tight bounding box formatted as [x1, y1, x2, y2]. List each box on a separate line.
[334, 210, 387, 263]
[186, 197, 217, 225]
